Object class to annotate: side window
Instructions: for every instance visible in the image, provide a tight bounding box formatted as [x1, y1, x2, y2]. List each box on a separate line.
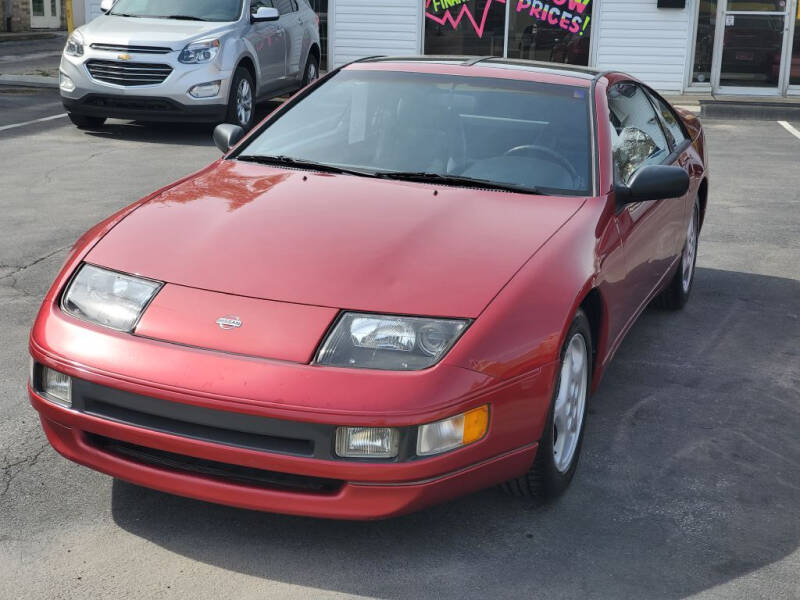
[647, 91, 689, 149]
[274, 0, 295, 14]
[608, 83, 670, 183]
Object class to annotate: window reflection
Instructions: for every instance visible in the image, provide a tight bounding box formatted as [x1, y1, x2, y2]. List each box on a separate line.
[507, 1, 592, 65]
[692, 0, 717, 84]
[424, 0, 506, 57]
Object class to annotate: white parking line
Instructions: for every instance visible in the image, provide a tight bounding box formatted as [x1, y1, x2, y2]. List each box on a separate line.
[0, 113, 67, 133]
[777, 120, 800, 141]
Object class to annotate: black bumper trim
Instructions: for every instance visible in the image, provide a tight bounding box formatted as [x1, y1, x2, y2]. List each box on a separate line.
[63, 94, 227, 123]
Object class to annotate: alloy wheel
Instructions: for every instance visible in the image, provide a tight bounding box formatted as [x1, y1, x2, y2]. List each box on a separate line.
[552, 333, 588, 473]
[236, 79, 253, 127]
[682, 203, 698, 293]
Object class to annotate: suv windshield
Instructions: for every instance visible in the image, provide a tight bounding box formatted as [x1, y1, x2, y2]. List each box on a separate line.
[109, 0, 243, 21]
[239, 70, 593, 196]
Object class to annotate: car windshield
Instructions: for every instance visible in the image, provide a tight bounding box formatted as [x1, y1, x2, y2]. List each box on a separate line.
[239, 69, 593, 196]
[108, 0, 242, 21]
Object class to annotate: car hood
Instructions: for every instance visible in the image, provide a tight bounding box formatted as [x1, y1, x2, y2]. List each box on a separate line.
[87, 161, 587, 318]
[80, 16, 232, 48]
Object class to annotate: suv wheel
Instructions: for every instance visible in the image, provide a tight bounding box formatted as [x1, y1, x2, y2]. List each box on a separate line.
[68, 114, 106, 130]
[302, 54, 319, 87]
[226, 67, 255, 130]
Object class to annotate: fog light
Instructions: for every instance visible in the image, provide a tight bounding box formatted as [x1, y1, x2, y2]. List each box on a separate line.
[335, 426, 399, 458]
[40, 366, 72, 408]
[59, 72, 75, 92]
[417, 405, 489, 456]
[188, 80, 221, 99]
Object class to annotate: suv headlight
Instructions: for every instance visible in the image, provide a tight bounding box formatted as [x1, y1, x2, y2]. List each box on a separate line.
[315, 313, 469, 371]
[64, 31, 84, 57]
[179, 39, 220, 64]
[61, 264, 162, 332]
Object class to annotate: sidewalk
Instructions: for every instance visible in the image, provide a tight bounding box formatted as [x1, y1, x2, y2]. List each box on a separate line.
[664, 92, 800, 120]
[0, 31, 63, 43]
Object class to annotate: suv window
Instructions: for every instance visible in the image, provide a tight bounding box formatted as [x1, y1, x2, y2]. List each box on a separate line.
[646, 91, 688, 149]
[608, 83, 670, 183]
[274, 0, 295, 14]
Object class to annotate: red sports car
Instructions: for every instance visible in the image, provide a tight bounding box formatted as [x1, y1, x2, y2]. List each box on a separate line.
[29, 57, 708, 519]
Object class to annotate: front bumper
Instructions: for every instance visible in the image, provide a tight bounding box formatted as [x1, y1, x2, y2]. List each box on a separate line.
[29, 298, 556, 519]
[59, 49, 231, 123]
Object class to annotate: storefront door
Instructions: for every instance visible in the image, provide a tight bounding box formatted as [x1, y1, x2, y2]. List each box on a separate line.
[30, 0, 61, 28]
[712, 0, 796, 94]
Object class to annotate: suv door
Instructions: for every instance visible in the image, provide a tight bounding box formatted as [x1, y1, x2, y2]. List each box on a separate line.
[247, 0, 287, 95]
[275, 0, 304, 78]
[608, 82, 689, 312]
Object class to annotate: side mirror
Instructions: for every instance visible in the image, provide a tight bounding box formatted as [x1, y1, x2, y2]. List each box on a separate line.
[213, 123, 245, 153]
[100, 0, 114, 13]
[251, 6, 280, 22]
[616, 165, 690, 205]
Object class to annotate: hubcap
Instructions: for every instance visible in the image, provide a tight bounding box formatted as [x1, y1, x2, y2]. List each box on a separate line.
[552, 333, 588, 473]
[236, 79, 252, 127]
[682, 203, 698, 293]
[306, 63, 318, 83]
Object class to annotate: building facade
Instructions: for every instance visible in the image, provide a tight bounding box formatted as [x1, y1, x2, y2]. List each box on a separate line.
[71, 0, 800, 96]
[2, 0, 66, 31]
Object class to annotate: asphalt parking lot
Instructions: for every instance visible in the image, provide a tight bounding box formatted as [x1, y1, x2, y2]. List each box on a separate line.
[1, 89, 798, 600]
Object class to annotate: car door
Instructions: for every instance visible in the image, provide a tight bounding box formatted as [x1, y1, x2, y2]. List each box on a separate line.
[608, 82, 688, 315]
[246, 0, 287, 95]
[275, 0, 304, 78]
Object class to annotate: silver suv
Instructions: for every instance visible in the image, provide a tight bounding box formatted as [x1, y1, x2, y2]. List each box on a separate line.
[60, 0, 321, 130]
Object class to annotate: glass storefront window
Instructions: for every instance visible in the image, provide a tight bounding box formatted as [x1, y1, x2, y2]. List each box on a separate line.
[424, 0, 506, 56]
[507, 0, 593, 65]
[726, 1, 786, 11]
[720, 14, 785, 87]
[692, 0, 717, 84]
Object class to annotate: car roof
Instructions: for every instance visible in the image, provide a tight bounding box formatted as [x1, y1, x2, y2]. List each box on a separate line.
[343, 56, 609, 87]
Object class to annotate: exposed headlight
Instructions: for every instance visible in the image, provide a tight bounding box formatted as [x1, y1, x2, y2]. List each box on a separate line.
[61, 264, 162, 332]
[64, 31, 84, 57]
[315, 313, 469, 371]
[179, 39, 220, 64]
[417, 405, 489, 456]
[335, 426, 399, 458]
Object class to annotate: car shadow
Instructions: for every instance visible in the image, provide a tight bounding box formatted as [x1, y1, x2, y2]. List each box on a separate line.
[110, 267, 800, 599]
[80, 100, 284, 148]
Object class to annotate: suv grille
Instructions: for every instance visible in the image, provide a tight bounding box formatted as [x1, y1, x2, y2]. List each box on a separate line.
[86, 59, 172, 86]
[90, 43, 172, 54]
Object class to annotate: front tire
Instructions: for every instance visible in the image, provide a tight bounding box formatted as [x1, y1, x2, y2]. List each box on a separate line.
[68, 113, 106, 130]
[226, 67, 256, 130]
[301, 53, 319, 88]
[655, 197, 700, 310]
[502, 309, 592, 500]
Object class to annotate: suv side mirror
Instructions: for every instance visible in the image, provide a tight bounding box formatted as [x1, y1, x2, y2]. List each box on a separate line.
[616, 165, 690, 205]
[100, 0, 114, 13]
[251, 6, 280, 22]
[213, 123, 245, 153]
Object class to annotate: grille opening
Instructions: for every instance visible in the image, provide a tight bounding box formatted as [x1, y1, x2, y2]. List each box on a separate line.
[83, 398, 315, 457]
[86, 59, 173, 86]
[87, 434, 343, 494]
[82, 96, 177, 111]
[90, 43, 172, 54]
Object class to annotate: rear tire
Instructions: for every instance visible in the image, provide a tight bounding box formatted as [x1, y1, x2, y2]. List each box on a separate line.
[226, 67, 256, 130]
[655, 197, 700, 310]
[68, 113, 106, 130]
[501, 309, 592, 500]
[301, 53, 319, 88]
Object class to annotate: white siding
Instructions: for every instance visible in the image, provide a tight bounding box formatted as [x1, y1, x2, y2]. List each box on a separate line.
[593, 0, 693, 92]
[330, 0, 421, 68]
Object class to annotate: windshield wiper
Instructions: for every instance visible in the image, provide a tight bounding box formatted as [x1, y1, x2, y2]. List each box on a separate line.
[108, 12, 141, 17]
[162, 14, 209, 20]
[236, 155, 378, 178]
[374, 171, 541, 195]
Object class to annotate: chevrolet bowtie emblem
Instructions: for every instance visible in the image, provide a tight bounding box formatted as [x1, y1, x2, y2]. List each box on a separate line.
[117, 53, 132, 61]
[216, 315, 243, 330]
